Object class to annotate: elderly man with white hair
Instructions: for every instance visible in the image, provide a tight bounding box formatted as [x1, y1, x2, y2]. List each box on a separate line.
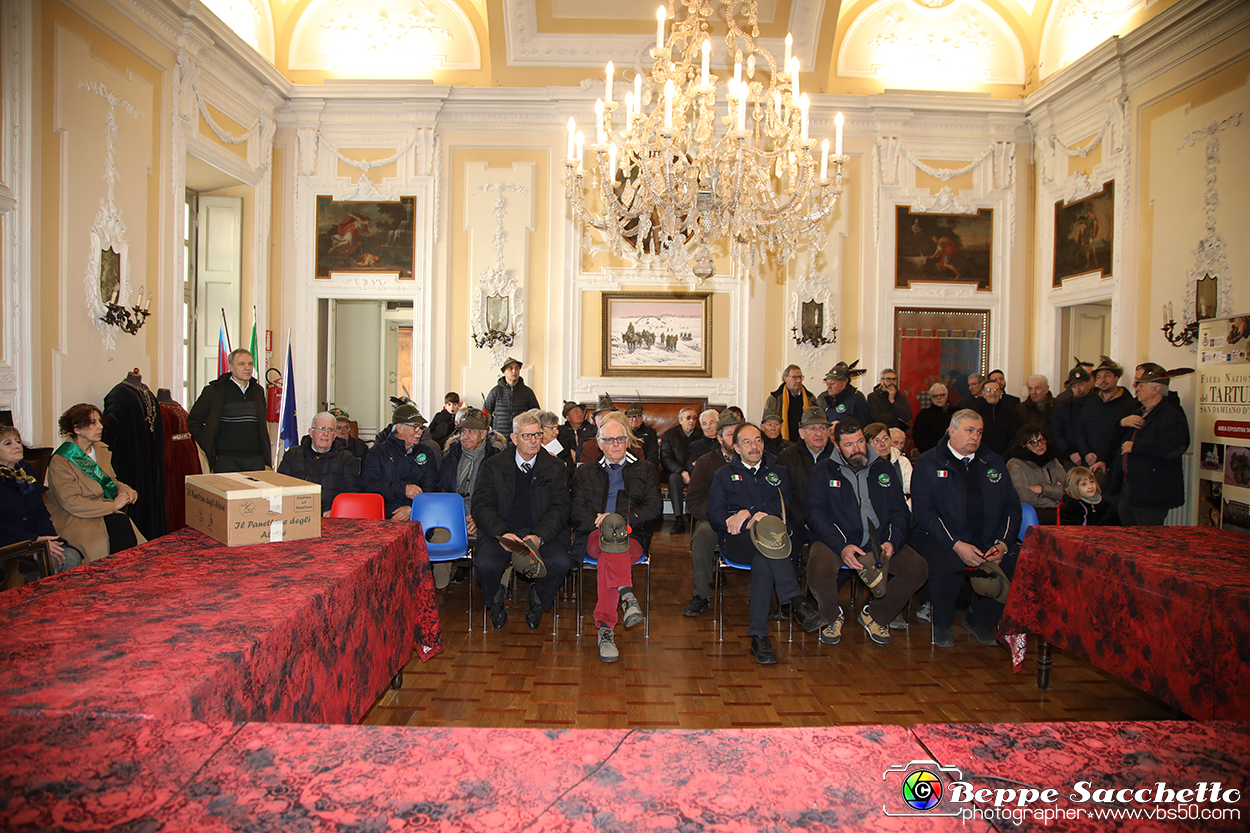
[277, 411, 362, 514]
[912, 383, 956, 453]
[1016, 374, 1055, 435]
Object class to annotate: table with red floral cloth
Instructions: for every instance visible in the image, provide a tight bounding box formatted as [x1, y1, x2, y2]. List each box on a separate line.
[0, 715, 989, 832]
[0, 518, 440, 725]
[911, 721, 1250, 832]
[1000, 526, 1250, 720]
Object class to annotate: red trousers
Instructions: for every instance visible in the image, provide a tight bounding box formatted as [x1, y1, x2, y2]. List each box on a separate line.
[588, 531, 642, 629]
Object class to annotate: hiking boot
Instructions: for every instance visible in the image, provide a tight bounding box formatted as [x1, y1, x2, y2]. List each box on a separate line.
[889, 612, 909, 630]
[682, 595, 710, 617]
[750, 635, 778, 665]
[598, 627, 619, 662]
[858, 608, 892, 645]
[818, 608, 844, 645]
[620, 592, 644, 629]
[933, 626, 955, 648]
[916, 602, 932, 623]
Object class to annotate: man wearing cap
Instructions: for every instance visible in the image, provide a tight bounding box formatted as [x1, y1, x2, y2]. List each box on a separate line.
[483, 357, 541, 435]
[764, 365, 817, 442]
[760, 411, 790, 457]
[708, 423, 826, 664]
[660, 407, 702, 534]
[910, 409, 1021, 648]
[625, 403, 660, 470]
[277, 411, 363, 514]
[806, 418, 928, 646]
[816, 363, 873, 426]
[436, 407, 505, 593]
[331, 409, 370, 461]
[866, 368, 913, 433]
[1052, 363, 1093, 468]
[578, 395, 617, 464]
[912, 384, 956, 453]
[777, 406, 833, 561]
[471, 411, 572, 631]
[987, 370, 1022, 409]
[1016, 375, 1055, 435]
[570, 412, 662, 661]
[558, 401, 596, 464]
[362, 404, 439, 521]
[1076, 356, 1138, 489]
[681, 411, 744, 617]
[1110, 363, 1191, 526]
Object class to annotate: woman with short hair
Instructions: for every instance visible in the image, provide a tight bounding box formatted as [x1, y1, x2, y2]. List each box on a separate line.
[0, 425, 82, 586]
[1005, 424, 1066, 525]
[44, 403, 145, 562]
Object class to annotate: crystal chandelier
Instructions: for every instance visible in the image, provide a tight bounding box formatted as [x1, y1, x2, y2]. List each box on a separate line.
[564, 0, 846, 282]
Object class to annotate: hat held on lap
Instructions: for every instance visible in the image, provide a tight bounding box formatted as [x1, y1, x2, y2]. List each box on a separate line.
[968, 560, 1011, 604]
[597, 513, 631, 553]
[750, 515, 791, 560]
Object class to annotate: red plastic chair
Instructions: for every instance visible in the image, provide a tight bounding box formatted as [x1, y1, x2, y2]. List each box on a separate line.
[328, 493, 385, 519]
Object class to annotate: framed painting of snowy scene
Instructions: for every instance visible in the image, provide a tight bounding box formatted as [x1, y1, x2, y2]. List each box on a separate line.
[601, 292, 711, 377]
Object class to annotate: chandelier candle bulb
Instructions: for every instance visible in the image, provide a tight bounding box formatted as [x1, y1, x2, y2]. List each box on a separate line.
[835, 111, 844, 157]
[821, 139, 829, 180]
[773, 90, 782, 118]
[701, 39, 710, 87]
[785, 33, 792, 66]
[664, 79, 674, 130]
[595, 98, 605, 145]
[567, 117, 576, 160]
[656, 6, 666, 52]
[606, 61, 614, 104]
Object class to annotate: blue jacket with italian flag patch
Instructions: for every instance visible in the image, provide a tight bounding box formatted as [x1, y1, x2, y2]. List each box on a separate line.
[707, 454, 792, 554]
[804, 451, 911, 555]
[910, 441, 1021, 552]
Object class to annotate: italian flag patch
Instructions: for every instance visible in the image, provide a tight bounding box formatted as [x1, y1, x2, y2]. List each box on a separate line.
[937, 470, 949, 478]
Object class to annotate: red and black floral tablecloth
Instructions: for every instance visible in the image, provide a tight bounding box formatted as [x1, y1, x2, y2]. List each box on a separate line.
[1001, 526, 1250, 720]
[0, 518, 440, 724]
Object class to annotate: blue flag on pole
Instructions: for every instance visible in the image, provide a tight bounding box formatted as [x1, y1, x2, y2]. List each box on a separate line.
[278, 330, 298, 454]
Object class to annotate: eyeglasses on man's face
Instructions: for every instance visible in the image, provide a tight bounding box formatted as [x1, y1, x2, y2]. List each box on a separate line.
[517, 431, 543, 442]
[600, 435, 628, 446]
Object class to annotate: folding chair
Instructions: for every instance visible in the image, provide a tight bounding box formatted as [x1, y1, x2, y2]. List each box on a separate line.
[576, 548, 651, 638]
[1, 539, 52, 590]
[714, 550, 794, 643]
[328, 493, 385, 519]
[409, 493, 473, 631]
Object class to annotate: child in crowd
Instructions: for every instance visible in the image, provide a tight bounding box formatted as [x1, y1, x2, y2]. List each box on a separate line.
[1058, 466, 1110, 526]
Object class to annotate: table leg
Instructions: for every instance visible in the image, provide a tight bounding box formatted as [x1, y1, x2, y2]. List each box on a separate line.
[1038, 639, 1051, 690]
[391, 670, 404, 690]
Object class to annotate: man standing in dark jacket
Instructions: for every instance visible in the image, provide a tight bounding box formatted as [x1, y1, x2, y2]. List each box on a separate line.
[912, 384, 956, 453]
[1076, 356, 1138, 490]
[1111, 364, 1191, 525]
[277, 412, 362, 513]
[911, 409, 1021, 648]
[362, 404, 438, 520]
[188, 348, 271, 472]
[865, 368, 912, 432]
[805, 419, 928, 646]
[570, 413, 662, 661]
[660, 407, 701, 533]
[816, 364, 873, 426]
[763, 365, 816, 442]
[972, 379, 1019, 455]
[708, 423, 826, 664]
[471, 411, 573, 631]
[1051, 365, 1093, 468]
[1016, 375, 1055, 435]
[483, 357, 540, 435]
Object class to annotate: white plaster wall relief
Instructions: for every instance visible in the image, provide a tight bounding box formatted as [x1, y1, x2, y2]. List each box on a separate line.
[838, 0, 1026, 87]
[1039, 0, 1145, 78]
[789, 248, 839, 367]
[1177, 112, 1242, 348]
[289, 0, 480, 73]
[80, 76, 143, 349]
[470, 182, 528, 366]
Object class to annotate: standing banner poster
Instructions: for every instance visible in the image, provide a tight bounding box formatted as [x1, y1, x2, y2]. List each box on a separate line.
[1197, 314, 1250, 533]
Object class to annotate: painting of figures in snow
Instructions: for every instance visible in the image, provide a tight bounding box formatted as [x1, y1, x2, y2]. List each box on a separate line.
[602, 292, 711, 377]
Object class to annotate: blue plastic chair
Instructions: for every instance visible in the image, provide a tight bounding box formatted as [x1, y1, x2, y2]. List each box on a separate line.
[1019, 503, 1039, 542]
[410, 493, 473, 630]
[713, 549, 794, 644]
[577, 548, 651, 638]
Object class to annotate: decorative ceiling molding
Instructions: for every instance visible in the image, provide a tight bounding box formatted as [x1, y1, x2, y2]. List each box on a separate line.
[289, 0, 480, 73]
[1038, 0, 1144, 80]
[502, 0, 824, 69]
[199, 0, 275, 60]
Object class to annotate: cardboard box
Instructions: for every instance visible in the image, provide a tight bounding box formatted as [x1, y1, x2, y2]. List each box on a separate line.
[185, 471, 321, 546]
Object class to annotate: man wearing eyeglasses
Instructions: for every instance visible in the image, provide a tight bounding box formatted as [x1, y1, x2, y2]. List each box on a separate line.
[362, 404, 439, 521]
[471, 411, 572, 631]
[570, 412, 662, 661]
[277, 411, 361, 515]
[912, 383, 956, 453]
[866, 368, 913, 432]
[764, 365, 816, 442]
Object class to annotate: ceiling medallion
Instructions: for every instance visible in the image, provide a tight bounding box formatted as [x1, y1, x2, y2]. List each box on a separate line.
[564, 0, 845, 282]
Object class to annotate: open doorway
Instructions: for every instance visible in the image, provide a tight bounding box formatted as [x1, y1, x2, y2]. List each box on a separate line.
[1059, 302, 1112, 367]
[317, 299, 415, 441]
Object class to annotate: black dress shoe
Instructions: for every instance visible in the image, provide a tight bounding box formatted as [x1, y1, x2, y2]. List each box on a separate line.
[670, 517, 686, 534]
[791, 599, 828, 633]
[682, 595, 710, 617]
[750, 635, 778, 665]
[490, 585, 508, 630]
[525, 586, 544, 630]
[451, 565, 470, 584]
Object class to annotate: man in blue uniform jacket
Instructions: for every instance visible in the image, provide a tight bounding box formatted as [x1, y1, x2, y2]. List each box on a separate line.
[708, 422, 826, 664]
[910, 409, 1021, 648]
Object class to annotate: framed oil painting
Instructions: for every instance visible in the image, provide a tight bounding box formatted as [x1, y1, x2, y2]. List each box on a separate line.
[1053, 181, 1114, 286]
[602, 292, 711, 377]
[893, 307, 989, 416]
[315, 196, 416, 280]
[895, 207, 993, 291]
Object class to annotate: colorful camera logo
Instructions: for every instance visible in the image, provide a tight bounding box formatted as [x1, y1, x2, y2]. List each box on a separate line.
[882, 760, 963, 817]
[902, 769, 943, 810]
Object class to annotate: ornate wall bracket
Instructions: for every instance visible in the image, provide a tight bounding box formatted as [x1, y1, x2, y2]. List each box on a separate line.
[789, 250, 839, 365]
[470, 183, 527, 365]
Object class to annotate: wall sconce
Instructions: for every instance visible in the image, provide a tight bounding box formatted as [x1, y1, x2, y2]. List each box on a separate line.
[1161, 301, 1197, 347]
[471, 327, 517, 351]
[100, 285, 152, 335]
[791, 322, 837, 348]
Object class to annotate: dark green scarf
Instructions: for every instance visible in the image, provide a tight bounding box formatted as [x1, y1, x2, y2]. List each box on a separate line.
[54, 441, 118, 500]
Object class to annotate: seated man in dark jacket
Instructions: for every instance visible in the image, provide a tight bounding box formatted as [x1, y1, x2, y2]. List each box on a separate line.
[910, 409, 1021, 648]
[362, 404, 438, 521]
[331, 409, 370, 461]
[805, 418, 927, 647]
[277, 411, 362, 514]
[435, 407, 503, 592]
[471, 411, 573, 631]
[570, 412, 662, 662]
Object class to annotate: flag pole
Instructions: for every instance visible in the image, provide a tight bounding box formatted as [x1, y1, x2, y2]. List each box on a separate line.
[274, 328, 291, 466]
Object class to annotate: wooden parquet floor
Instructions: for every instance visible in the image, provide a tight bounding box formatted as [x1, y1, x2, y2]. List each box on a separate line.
[362, 528, 1178, 730]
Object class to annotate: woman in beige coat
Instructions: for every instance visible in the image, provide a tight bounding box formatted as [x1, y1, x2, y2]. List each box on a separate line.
[45, 403, 145, 562]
